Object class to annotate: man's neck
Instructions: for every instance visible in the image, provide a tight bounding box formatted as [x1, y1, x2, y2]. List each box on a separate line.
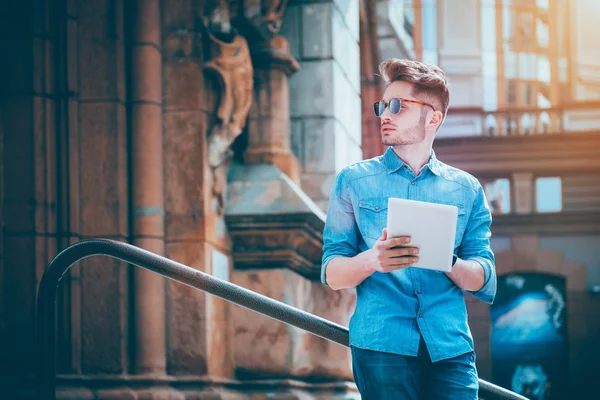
[391, 143, 433, 176]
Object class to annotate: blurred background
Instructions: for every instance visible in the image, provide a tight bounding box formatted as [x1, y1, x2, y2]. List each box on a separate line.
[1, 0, 599, 399]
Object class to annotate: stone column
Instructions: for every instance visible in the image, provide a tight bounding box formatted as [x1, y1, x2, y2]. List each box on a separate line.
[245, 36, 301, 182]
[131, 0, 166, 375]
[1, 1, 49, 385]
[59, 0, 131, 383]
[0, 107, 3, 347]
[161, 0, 211, 380]
[281, 0, 362, 211]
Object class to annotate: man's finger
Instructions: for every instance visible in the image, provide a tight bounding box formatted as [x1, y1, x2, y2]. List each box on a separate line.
[387, 247, 419, 258]
[383, 256, 419, 268]
[383, 236, 411, 249]
[381, 261, 416, 272]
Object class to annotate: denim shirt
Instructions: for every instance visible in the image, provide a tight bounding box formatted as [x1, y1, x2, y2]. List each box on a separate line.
[321, 147, 497, 362]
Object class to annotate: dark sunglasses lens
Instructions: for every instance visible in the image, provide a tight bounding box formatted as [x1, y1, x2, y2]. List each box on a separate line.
[374, 102, 384, 116]
[389, 99, 401, 114]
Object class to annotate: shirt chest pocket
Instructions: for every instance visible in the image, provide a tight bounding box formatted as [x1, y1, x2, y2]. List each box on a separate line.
[357, 198, 389, 240]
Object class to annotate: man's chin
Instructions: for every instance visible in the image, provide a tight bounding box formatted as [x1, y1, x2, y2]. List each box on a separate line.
[382, 138, 410, 146]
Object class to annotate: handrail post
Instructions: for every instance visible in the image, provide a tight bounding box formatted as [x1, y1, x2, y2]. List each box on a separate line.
[37, 280, 58, 400]
[36, 240, 97, 399]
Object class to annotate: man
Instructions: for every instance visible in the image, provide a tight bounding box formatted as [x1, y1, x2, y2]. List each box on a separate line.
[321, 59, 497, 399]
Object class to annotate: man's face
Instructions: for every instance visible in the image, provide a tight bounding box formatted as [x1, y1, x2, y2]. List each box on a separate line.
[379, 81, 432, 147]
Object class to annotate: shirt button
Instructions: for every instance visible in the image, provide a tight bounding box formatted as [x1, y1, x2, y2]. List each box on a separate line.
[419, 314, 423, 318]
[411, 182, 415, 185]
[417, 290, 421, 294]
[375, 206, 379, 210]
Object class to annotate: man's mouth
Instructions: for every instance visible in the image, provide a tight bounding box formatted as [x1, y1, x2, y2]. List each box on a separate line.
[381, 125, 395, 133]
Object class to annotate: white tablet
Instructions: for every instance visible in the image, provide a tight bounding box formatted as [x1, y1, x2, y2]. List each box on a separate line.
[386, 198, 458, 272]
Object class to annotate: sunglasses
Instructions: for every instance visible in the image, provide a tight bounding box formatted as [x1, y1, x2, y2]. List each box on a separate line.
[373, 98, 436, 117]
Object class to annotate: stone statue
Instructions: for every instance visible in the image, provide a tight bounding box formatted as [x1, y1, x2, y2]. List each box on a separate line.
[203, 1, 254, 215]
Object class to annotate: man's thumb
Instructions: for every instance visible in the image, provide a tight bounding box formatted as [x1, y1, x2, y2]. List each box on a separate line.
[380, 228, 387, 241]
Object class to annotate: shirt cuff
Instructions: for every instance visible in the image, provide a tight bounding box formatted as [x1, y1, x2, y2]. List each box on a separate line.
[321, 254, 342, 286]
[467, 256, 497, 304]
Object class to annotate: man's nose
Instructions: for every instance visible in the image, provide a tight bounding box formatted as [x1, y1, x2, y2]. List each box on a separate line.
[380, 105, 393, 119]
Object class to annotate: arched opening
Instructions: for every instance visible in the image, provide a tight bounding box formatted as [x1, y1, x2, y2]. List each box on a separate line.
[519, 113, 534, 135]
[484, 114, 498, 136]
[538, 111, 551, 134]
[491, 272, 568, 399]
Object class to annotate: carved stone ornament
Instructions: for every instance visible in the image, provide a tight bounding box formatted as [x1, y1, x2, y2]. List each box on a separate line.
[202, 4, 254, 217]
[164, 28, 194, 58]
[241, 0, 288, 40]
[204, 32, 254, 168]
[258, 0, 288, 34]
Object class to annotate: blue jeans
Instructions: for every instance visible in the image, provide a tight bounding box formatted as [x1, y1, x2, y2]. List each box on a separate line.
[351, 338, 479, 400]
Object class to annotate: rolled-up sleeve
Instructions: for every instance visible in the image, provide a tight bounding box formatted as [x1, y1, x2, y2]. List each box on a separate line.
[458, 183, 497, 304]
[321, 170, 360, 285]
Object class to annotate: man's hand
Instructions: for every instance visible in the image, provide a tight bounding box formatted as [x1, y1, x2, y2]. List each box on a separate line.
[324, 228, 420, 290]
[366, 228, 419, 273]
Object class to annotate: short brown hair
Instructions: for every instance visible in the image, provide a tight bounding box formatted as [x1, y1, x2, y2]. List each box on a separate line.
[378, 59, 450, 116]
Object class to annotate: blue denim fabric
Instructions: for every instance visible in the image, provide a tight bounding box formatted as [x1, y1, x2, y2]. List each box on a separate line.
[351, 340, 479, 400]
[322, 147, 497, 362]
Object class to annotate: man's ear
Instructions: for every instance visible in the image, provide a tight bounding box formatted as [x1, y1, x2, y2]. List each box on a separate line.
[429, 110, 444, 129]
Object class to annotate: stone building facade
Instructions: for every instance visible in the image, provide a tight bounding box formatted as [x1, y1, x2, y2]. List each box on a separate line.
[1, 0, 361, 398]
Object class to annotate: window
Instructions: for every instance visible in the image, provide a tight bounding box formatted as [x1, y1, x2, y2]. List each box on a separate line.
[536, 18, 549, 49]
[484, 178, 511, 215]
[507, 80, 517, 104]
[536, 177, 562, 212]
[522, 82, 535, 106]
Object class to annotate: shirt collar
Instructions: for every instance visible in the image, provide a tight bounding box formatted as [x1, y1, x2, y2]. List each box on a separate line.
[428, 151, 442, 176]
[382, 146, 442, 177]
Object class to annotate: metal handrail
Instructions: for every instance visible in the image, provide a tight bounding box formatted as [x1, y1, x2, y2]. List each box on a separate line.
[36, 239, 527, 400]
